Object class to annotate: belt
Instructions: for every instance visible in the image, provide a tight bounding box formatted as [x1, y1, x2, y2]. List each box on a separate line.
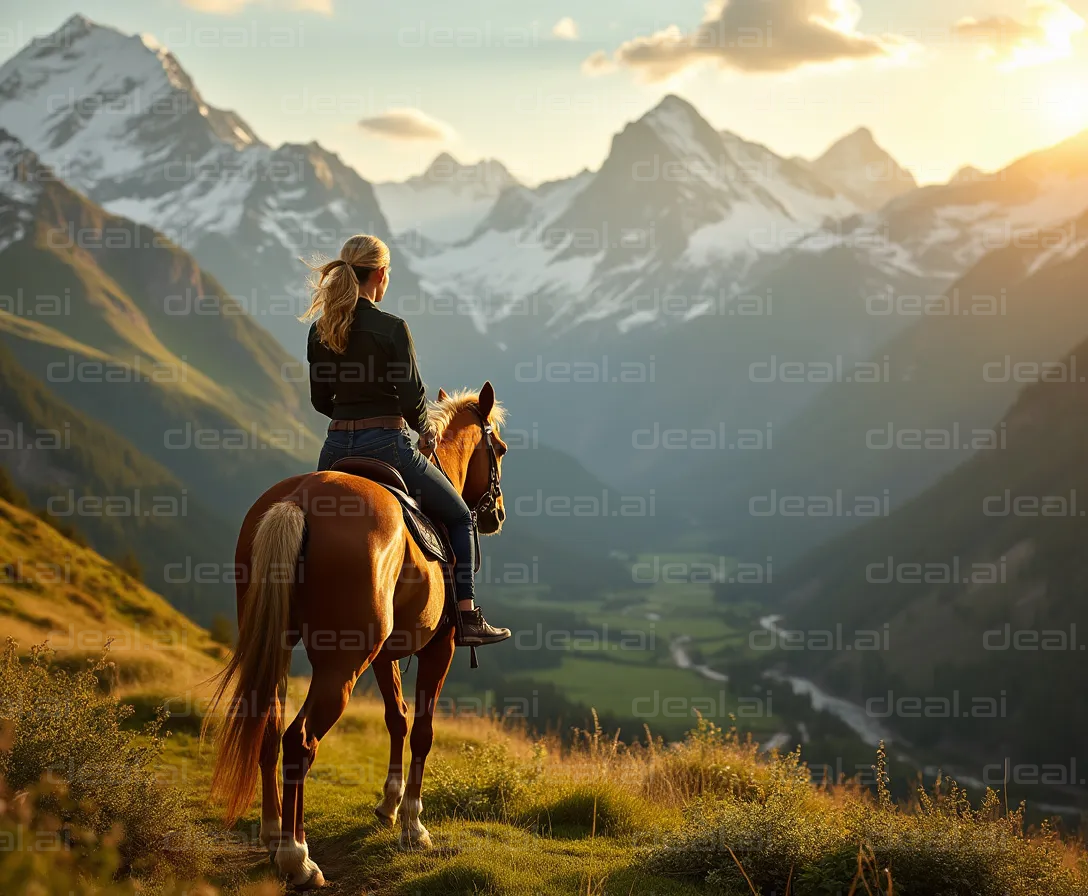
[328, 416, 407, 432]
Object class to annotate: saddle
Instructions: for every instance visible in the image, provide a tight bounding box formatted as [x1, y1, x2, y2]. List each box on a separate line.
[329, 457, 450, 563]
[328, 456, 480, 669]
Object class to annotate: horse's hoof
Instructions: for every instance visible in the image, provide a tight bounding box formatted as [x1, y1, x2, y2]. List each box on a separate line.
[398, 827, 433, 850]
[374, 807, 397, 827]
[292, 867, 326, 890]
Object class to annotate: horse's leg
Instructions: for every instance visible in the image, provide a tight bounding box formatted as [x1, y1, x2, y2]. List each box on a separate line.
[400, 631, 456, 850]
[372, 660, 408, 826]
[275, 668, 354, 889]
[258, 684, 285, 861]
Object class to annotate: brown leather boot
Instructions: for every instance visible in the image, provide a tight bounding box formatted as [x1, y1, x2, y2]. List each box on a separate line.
[457, 606, 511, 646]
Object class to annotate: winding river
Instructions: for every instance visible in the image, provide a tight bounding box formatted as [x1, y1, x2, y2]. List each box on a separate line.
[661, 613, 1083, 814]
[669, 634, 730, 682]
[757, 614, 893, 747]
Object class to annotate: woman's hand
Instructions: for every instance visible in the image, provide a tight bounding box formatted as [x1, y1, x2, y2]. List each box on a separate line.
[417, 431, 437, 457]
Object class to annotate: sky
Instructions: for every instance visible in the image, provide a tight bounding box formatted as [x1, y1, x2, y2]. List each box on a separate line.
[1, 0, 1087, 185]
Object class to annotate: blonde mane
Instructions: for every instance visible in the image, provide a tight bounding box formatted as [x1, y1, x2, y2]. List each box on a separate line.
[427, 389, 506, 439]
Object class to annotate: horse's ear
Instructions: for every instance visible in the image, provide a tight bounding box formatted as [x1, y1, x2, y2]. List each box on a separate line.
[478, 381, 495, 418]
[437, 388, 449, 401]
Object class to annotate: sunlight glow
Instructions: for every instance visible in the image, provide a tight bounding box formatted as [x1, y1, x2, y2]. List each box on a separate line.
[1007, 2, 1085, 69]
[1041, 77, 1088, 130]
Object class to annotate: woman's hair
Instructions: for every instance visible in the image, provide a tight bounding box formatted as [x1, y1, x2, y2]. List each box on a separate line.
[300, 234, 390, 354]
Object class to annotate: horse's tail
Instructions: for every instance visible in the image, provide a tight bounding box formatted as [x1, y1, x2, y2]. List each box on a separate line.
[203, 498, 306, 823]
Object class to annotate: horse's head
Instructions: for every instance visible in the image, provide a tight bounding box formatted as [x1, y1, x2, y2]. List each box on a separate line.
[433, 382, 507, 535]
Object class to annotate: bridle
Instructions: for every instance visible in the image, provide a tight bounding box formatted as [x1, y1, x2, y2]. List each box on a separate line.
[430, 406, 502, 572]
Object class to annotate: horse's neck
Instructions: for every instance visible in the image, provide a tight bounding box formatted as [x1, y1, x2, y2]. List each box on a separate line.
[434, 433, 469, 493]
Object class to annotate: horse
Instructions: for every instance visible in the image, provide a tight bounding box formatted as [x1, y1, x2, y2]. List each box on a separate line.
[203, 383, 508, 889]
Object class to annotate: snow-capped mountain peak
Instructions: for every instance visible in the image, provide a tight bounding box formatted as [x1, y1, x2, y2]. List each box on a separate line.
[407, 94, 860, 335]
[0, 15, 262, 192]
[807, 127, 916, 210]
[0, 15, 404, 356]
[640, 93, 720, 148]
[408, 152, 518, 195]
[375, 152, 520, 243]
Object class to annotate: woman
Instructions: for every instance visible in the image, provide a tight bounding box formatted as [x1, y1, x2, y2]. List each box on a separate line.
[301, 234, 509, 646]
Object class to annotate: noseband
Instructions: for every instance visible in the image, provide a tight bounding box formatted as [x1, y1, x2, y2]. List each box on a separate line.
[431, 407, 502, 572]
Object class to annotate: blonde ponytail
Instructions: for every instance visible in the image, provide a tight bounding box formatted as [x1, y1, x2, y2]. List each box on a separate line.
[300, 234, 390, 354]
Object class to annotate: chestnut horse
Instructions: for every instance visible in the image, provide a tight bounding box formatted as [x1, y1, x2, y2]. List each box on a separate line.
[204, 384, 508, 889]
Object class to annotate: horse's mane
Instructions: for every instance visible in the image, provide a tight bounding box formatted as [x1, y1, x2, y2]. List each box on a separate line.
[427, 389, 506, 439]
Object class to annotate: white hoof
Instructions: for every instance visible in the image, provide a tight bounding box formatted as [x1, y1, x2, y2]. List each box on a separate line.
[275, 836, 325, 888]
[398, 798, 432, 850]
[398, 824, 433, 850]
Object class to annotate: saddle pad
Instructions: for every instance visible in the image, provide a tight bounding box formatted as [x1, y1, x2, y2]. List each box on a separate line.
[392, 491, 451, 564]
[328, 457, 450, 564]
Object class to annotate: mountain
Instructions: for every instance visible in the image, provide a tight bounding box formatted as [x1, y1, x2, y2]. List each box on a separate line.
[950, 165, 986, 184]
[672, 201, 1088, 565]
[10, 15, 1088, 515]
[791, 127, 1088, 282]
[374, 153, 520, 243]
[755, 325, 1088, 768]
[804, 127, 917, 211]
[404, 98, 1088, 490]
[411, 94, 860, 338]
[0, 15, 422, 359]
[0, 130, 316, 521]
[401, 96, 917, 484]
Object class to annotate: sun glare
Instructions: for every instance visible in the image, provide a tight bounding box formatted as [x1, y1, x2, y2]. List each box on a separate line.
[1041, 77, 1088, 131]
[1006, 2, 1085, 68]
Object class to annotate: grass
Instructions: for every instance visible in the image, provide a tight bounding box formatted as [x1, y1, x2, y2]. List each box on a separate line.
[530, 655, 766, 734]
[6, 647, 1088, 895]
[0, 497, 223, 697]
[2, 527, 1086, 894]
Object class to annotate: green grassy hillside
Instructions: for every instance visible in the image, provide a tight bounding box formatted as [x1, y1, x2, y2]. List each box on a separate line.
[0, 491, 221, 691]
[0, 342, 237, 620]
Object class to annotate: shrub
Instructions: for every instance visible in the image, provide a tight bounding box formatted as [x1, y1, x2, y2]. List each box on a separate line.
[648, 744, 1088, 896]
[649, 763, 844, 891]
[423, 742, 544, 821]
[522, 779, 661, 839]
[0, 639, 209, 878]
[642, 716, 771, 805]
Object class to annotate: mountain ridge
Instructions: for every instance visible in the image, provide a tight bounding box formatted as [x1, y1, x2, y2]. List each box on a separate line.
[0, 15, 415, 358]
[753, 321, 1088, 765]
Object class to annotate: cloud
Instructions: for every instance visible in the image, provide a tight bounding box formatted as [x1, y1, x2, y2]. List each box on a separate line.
[552, 17, 579, 40]
[358, 108, 455, 142]
[581, 49, 617, 75]
[951, 1, 1084, 69]
[182, 0, 332, 13]
[584, 0, 910, 80]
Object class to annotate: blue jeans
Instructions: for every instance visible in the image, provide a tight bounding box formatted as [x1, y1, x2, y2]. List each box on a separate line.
[317, 427, 475, 601]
